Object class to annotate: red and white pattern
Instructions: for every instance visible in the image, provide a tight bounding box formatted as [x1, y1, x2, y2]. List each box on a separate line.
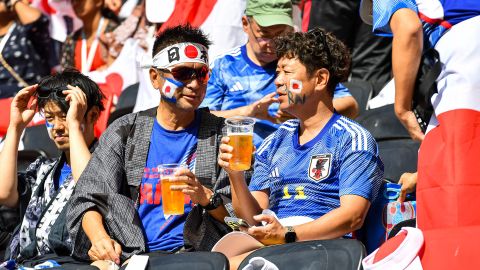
[417, 15, 480, 269]
[151, 42, 209, 69]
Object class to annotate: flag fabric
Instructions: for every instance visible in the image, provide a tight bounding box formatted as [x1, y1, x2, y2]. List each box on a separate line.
[30, 0, 82, 42]
[417, 15, 480, 269]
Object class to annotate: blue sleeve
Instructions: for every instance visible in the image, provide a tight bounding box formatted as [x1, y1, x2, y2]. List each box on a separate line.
[338, 136, 384, 202]
[200, 59, 226, 110]
[372, 0, 418, 36]
[333, 83, 352, 99]
[248, 137, 273, 191]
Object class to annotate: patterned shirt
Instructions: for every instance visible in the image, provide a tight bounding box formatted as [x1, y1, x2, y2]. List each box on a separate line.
[0, 15, 52, 99]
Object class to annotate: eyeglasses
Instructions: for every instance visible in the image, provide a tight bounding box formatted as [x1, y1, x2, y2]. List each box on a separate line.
[36, 85, 68, 100]
[158, 65, 209, 85]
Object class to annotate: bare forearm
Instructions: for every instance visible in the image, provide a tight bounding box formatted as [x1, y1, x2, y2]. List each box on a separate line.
[12, 0, 42, 25]
[210, 106, 250, 119]
[68, 126, 91, 181]
[333, 96, 359, 119]
[229, 172, 263, 225]
[391, 9, 423, 115]
[83, 210, 110, 243]
[0, 125, 23, 207]
[294, 206, 367, 241]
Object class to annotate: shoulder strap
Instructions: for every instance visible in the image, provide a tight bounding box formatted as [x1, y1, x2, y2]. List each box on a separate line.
[416, 48, 442, 108]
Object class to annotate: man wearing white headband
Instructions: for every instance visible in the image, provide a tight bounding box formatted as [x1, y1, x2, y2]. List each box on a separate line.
[68, 25, 237, 267]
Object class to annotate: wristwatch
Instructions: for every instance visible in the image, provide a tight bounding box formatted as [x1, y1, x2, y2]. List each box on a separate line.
[204, 192, 223, 211]
[285, 226, 297, 243]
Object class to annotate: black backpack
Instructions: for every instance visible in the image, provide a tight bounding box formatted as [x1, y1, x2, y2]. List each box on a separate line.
[413, 48, 442, 132]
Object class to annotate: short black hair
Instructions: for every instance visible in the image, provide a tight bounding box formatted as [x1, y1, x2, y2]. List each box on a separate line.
[274, 27, 351, 95]
[152, 24, 211, 57]
[37, 68, 105, 113]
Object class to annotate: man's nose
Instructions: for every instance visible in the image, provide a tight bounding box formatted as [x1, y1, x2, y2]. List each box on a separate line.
[52, 118, 66, 130]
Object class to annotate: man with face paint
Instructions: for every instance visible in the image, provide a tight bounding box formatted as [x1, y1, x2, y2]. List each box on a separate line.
[68, 25, 235, 267]
[201, 0, 359, 148]
[0, 69, 104, 267]
[218, 28, 383, 269]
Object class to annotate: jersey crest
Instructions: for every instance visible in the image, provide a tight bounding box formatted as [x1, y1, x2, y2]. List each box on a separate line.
[308, 154, 332, 181]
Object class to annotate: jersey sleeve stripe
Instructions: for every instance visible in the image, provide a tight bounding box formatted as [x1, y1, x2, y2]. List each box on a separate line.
[337, 120, 358, 151]
[342, 118, 369, 151]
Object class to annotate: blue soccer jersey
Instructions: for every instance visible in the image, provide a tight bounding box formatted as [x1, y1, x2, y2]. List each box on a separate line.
[249, 113, 384, 221]
[201, 45, 352, 147]
[372, 0, 480, 49]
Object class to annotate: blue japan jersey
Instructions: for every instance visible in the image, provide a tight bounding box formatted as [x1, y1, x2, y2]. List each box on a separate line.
[202, 45, 352, 147]
[372, 0, 480, 49]
[137, 112, 199, 252]
[249, 113, 384, 221]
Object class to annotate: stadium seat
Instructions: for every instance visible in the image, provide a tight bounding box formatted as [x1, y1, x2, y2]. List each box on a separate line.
[119, 251, 229, 270]
[23, 125, 59, 158]
[377, 139, 420, 182]
[238, 239, 366, 270]
[343, 80, 373, 117]
[108, 82, 139, 126]
[17, 149, 48, 172]
[356, 104, 410, 140]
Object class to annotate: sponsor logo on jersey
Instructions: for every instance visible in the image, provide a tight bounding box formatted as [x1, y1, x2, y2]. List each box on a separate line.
[308, 154, 332, 181]
[228, 81, 245, 93]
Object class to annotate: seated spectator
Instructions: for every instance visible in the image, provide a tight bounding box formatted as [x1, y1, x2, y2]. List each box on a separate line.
[67, 25, 235, 268]
[217, 28, 383, 269]
[201, 0, 359, 148]
[61, 0, 118, 73]
[0, 69, 104, 267]
[0, 0, 52, 99]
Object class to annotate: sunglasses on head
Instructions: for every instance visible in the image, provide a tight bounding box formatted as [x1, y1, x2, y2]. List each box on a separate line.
[158, 65, 209, 84]
[36, 85, 68, 99]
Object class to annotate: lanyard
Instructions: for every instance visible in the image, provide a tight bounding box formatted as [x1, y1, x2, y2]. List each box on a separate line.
[81, 17, 105, 73]
[0, 22, 16, 55]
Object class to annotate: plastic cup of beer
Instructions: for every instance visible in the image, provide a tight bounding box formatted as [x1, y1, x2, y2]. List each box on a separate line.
[158, 164, 187, 215]
[225, 116, 255, 171]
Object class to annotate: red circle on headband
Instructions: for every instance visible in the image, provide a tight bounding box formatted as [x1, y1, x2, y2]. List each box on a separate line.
[184, 45, 199, 59]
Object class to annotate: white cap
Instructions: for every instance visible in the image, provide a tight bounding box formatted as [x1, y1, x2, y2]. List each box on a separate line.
[145, 0, 175, 23]
[362, 227, 424, 270]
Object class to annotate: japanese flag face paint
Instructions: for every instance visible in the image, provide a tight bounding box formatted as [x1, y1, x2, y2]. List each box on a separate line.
[161, 77, 185, 103]
[289, 79, 303, 94]
[46, 121, 54, 140]
[286, 78, 306, 105]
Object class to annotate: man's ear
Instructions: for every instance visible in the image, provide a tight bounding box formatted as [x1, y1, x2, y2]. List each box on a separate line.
[149, 68, 162, 90]
[314, 68, 330, 92]
[241, 16, 249, 34]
